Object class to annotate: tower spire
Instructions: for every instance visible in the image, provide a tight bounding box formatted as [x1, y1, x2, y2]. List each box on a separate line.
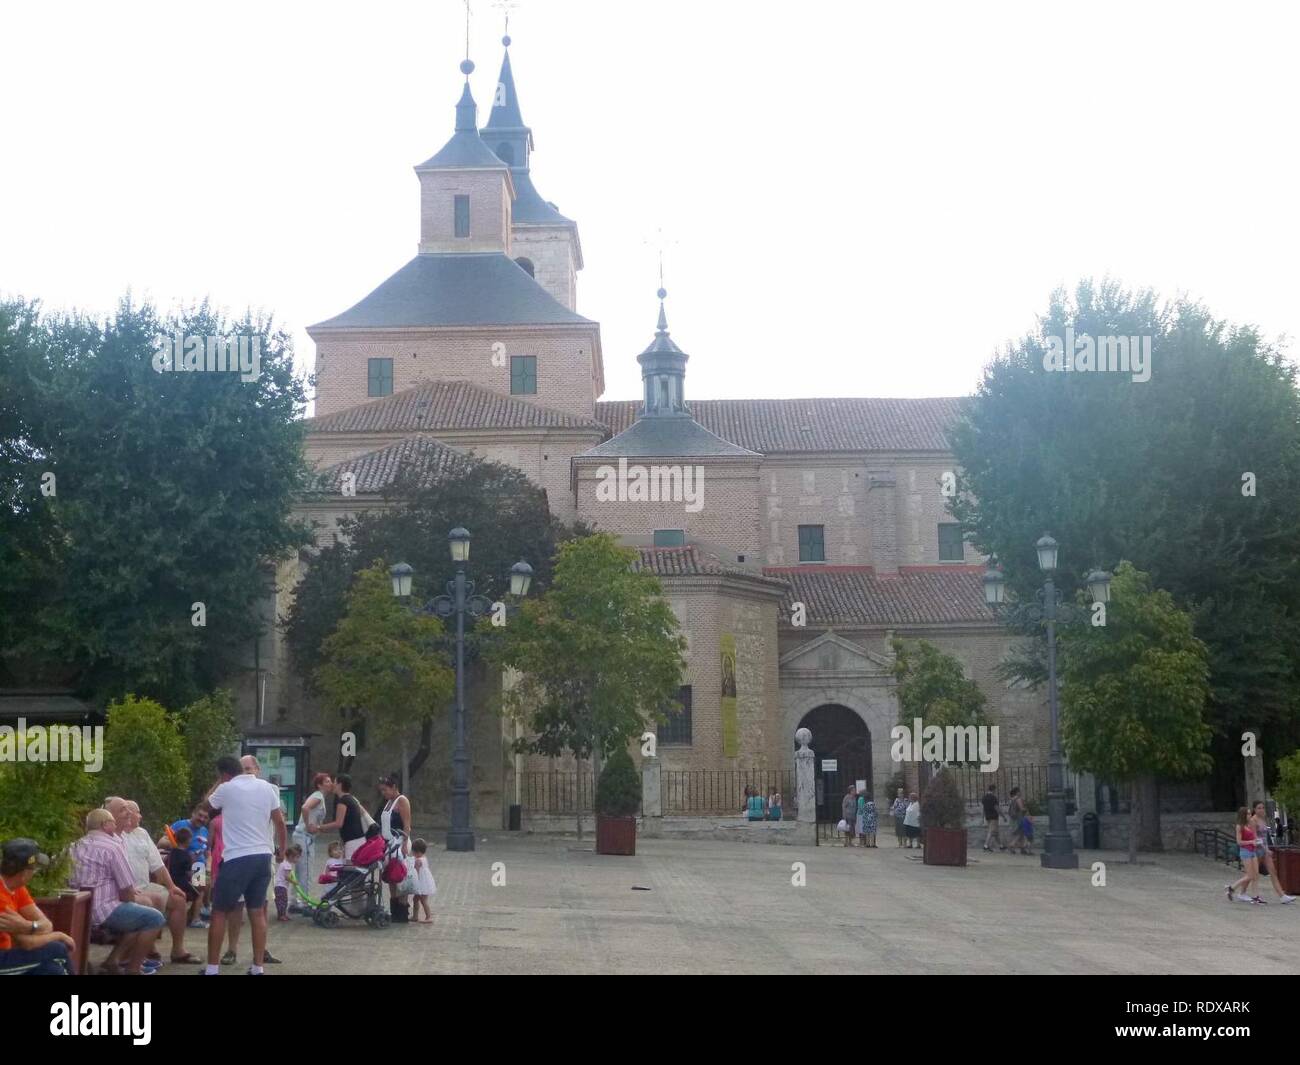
[638, 284, 688, 416]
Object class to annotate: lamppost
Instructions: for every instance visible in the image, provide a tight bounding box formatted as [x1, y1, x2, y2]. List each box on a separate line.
[391, 527, 533, 853]
[983, 534, 1111, 870]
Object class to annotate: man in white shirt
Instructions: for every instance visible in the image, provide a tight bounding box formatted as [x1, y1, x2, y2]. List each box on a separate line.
[202, 755, 287, 976]
[103, 797, 197, 963]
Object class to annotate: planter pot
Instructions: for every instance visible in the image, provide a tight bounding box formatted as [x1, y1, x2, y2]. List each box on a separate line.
[922, 827, 967, 867]
[34, 889, 92, 975]
[1272, 846, 1300, 895]
[595, 814, 637, 856]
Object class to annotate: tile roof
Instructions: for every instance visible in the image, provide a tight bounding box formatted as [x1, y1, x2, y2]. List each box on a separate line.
[577, 413, 761, 460]
[768, 565, 994, 626]
[595, 397, 962, 453]
[314, 436, 473, 494]
[634, 546, 789, 589]
[309, 253, 592, 330]
[306, 380, 606, 434]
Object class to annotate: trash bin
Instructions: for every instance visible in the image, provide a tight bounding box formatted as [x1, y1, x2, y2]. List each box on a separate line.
[1082, 811, 1100, 849]
[508, 804, 521, 831]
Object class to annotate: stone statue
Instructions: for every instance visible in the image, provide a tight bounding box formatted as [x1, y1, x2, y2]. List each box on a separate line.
[795, 727, 816, 823]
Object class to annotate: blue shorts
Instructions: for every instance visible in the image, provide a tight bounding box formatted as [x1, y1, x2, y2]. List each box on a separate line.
[212, 854, 273, 912]
[1239, 848, 1257, 862]
[103, 901, 166, 934]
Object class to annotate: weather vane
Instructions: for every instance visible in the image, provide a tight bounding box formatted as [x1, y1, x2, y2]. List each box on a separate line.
[643, 226, 677, 298]
[492, 0, 520, 43]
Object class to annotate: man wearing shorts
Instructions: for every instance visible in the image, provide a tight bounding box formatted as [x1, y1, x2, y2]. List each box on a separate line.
[105, 797, 196, 963]
[203, 755, 287, 976]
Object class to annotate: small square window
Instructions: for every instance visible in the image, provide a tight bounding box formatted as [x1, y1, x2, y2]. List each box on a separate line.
[653, 529, 686, 547]
[510, 355, 537, 395]
[657, 685, 692, 746]
[798, 524, 825, 562]
[367, 357, 393, 397]
[938, 523, 964, 561]
[454, 195, 470, 238]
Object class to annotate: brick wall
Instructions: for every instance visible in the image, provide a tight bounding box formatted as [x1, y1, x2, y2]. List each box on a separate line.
[417, 168, 512, 254]
[310, 325, 602, 420]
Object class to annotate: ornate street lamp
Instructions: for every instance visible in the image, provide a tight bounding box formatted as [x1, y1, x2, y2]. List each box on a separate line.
[985, 536, 1111, 870]
[391, 528, 532, 852]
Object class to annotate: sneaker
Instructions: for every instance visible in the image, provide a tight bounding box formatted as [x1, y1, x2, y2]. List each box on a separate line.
[1235, 894, 1254, 903]
[246, 966, 264, 975]
[1252, 896, 1268, 905]
[220, 950, 236, 966]
[1280, 895, 1296, 904]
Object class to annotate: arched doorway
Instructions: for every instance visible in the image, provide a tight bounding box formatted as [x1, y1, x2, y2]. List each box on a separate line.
[796, 705, 871, 822]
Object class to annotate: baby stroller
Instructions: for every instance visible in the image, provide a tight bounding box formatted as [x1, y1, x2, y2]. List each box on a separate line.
[311, 825, 405, 930]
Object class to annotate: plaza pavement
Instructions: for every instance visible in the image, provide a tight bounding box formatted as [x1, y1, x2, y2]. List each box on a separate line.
[143, 834, 1297, 975]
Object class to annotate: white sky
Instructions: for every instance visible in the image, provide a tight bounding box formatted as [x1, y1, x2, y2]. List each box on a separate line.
[2, 0, 1296, 411]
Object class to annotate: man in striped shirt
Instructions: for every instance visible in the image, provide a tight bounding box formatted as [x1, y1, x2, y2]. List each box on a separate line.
[69, 808, 165, 974]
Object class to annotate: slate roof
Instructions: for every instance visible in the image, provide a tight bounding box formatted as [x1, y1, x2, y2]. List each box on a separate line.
[417, 82, 509, 171]
[577, 413, 761, 460]
[314, 436, 473, 494]
[309, 254, 593, 330]
[510, 168, 573, 225]
[306, 379, 606, 434]
[634, 546, 789, 590]
[595, 397, 962, 453]
[768, 565, 994, 626]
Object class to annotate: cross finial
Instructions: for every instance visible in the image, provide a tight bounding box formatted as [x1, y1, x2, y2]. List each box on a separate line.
[643, 226, 677, 302]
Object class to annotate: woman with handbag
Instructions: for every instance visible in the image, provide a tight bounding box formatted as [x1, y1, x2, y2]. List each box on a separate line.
[378, 776, 414, 924]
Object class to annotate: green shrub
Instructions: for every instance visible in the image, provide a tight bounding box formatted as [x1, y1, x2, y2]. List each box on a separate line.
[595, 748, 641, 817]
[1275, 750, 1300, 829]
[99, 694, 189, 831]
[179, 690, 240, 806]
[0, 758, 94, 895]
[921, 768, 966, 830]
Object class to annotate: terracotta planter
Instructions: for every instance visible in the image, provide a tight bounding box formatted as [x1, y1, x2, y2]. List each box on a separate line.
[34, 889, 92, 975]
[1272, 846, 1300, 895]
[595, 814, 637, 856]
[922, 827, 968, 866]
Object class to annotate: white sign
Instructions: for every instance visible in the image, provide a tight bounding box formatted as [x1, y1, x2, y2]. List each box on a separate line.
[856, 779, 867, 793]
[821, 759, 838, 772]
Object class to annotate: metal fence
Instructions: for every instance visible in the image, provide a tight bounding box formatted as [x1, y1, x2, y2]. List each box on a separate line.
[661, 769, 796, 816]
[520, 770, 596, 814]
[936, 763, 1054, 808]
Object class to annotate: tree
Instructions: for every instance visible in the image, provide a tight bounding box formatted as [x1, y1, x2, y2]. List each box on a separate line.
[285, 456, 581, 692]
[891, 638, 988, 733]
[491, 534, 686, 835]
[1057, 562, 1213, 862]
[0, 296, 313, 706]
[0, 756, 94, 895]
[99, 695, 191, 831]
[179, 690, 241, 806]
[949, 280, 1300, 807]
[313, 563, 454, 785]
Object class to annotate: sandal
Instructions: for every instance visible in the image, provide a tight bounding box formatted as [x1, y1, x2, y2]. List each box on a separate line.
[220, 950, 237, 966]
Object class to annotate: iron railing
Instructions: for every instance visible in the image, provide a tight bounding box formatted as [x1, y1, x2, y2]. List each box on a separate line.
[1194, 827, 1242, 870]
[519, 770, 596, 814]
[661, 769, 796, 816]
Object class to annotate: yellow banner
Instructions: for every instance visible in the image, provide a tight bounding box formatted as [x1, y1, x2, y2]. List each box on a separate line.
[720, 633, 738, 757]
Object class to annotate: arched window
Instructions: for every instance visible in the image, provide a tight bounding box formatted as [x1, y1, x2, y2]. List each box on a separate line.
[515, 257, 535, 278]
[496, 142, 515, 166]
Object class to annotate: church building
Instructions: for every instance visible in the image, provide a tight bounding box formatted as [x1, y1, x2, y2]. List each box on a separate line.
[272, 37, 1050, 825]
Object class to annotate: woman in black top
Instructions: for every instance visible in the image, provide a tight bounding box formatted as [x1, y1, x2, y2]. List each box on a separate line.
[316, 773, 368, 860]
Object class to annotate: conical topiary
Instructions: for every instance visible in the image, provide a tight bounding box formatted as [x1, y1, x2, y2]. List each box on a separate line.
[921, 768, 965, 830]
[595, 747, 642, 817]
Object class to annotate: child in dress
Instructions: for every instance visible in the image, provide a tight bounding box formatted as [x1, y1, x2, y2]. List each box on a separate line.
[275, 845, 301, 920]
[319, 841, 345, 884]
[410, 838, 437, 923]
